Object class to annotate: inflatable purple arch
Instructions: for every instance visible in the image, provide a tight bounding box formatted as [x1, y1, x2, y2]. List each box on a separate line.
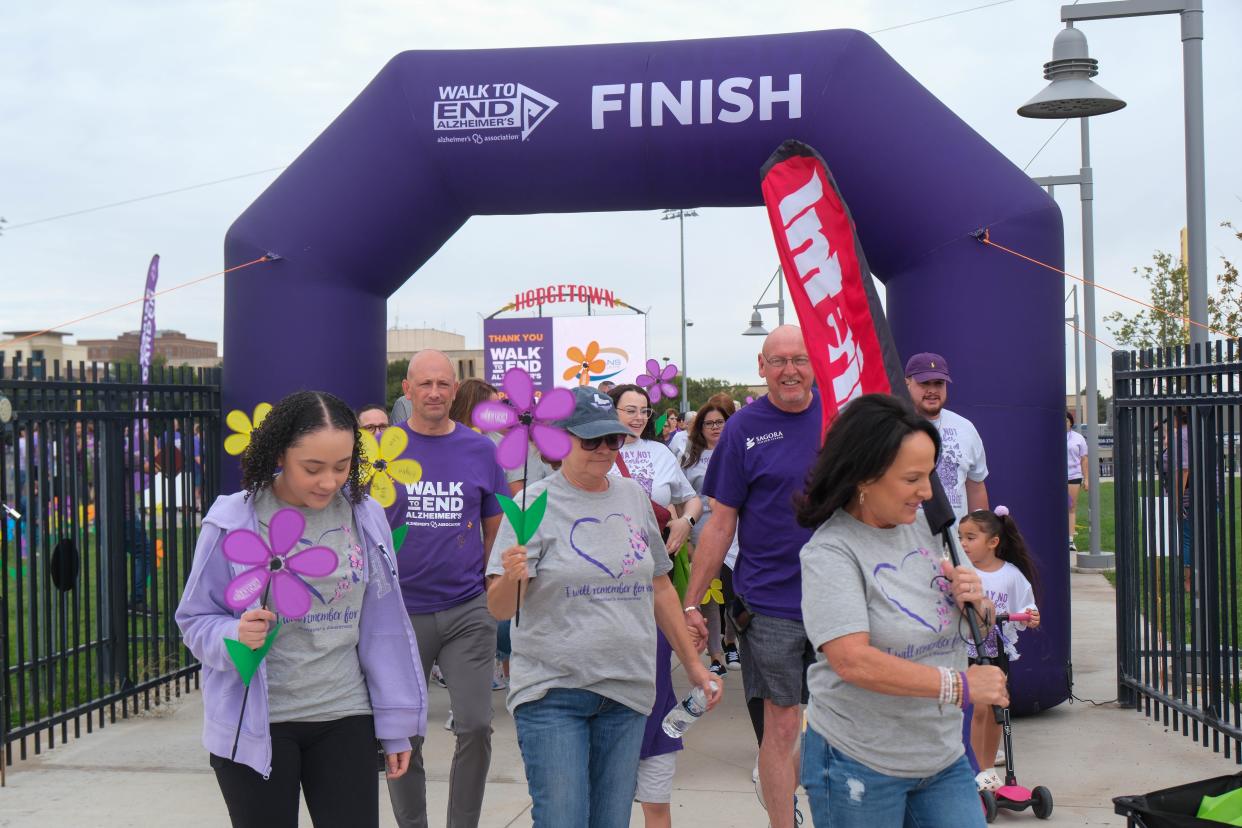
[223, 30, 1067, 713]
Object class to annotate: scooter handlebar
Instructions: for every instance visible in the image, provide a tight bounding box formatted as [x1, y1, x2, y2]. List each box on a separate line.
[995, 611, 1032, 624]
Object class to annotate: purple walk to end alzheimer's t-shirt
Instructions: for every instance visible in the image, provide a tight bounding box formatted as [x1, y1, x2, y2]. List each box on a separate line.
[384, 421, 507, 614]
[702, 390, 822, 622]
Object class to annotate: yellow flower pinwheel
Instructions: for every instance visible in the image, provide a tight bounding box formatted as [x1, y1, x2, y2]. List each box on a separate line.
[359, 426, 422, 508]
[701, 578, 725, 606]
[224, 403, 273, 456]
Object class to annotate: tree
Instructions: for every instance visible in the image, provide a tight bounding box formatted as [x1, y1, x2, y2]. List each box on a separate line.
[1212, 221, 1242, 338]
[386, 360, 406, 410]
[1106, 223, 1242, 349]
[683, 376, 754, 411]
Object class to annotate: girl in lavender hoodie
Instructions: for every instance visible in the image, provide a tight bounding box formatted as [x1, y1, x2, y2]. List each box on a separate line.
[176, 391, 426, 827]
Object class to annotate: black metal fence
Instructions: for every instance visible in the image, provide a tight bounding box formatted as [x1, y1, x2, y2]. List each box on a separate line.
[1113, 341, 1242, 761]
[1, 359, 220, 771]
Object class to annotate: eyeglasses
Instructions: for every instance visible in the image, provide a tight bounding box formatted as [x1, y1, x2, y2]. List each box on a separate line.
[763, 355, 811, 369]
[579, 433, 626, 451]
[702, 420, 726, 429]
[618, 406, 654, 418]
[360, 424, 387, 434]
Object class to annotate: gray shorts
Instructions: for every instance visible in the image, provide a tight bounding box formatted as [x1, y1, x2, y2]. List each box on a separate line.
[739, 610, 814, 707]
[634, 752, 677, 803]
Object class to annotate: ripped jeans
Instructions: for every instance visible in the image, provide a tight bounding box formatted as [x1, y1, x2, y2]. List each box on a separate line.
[800, 726, 984, 827]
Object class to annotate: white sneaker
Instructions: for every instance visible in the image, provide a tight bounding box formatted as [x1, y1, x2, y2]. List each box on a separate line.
[444, 711, 454, 732]
[976, 769, 1002, 791]
[492, 660, 508, 691]
[430, 663, 447, 688]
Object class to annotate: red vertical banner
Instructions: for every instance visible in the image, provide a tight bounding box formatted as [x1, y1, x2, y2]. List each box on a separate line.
[760, 141, 902, 433]
[760, 140, 956, 533]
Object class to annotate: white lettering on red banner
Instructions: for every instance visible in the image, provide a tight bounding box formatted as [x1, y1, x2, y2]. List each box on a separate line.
[762, 148, 892, 432]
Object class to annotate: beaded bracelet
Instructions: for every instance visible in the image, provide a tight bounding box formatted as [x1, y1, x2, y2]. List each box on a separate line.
[960, 671, 971, 709]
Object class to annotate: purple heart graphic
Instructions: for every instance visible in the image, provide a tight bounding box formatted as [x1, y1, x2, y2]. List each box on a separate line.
[569, 513, 648, 580]
[872, 549, 952, 634]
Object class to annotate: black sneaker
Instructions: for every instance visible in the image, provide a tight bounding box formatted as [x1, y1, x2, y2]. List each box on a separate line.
[724, 644, 741, 671]
[127, 601, 148, 615]
[709, 660, 728, 677]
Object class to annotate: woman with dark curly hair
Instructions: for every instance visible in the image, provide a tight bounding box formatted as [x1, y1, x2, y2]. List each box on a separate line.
[176, 390, 426, 828]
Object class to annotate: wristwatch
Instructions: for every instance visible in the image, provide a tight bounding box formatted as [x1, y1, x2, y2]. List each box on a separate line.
[685, 515, 696, 527]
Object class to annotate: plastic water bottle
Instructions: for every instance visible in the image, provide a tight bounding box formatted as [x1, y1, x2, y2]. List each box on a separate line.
[661, 682, 718, 738]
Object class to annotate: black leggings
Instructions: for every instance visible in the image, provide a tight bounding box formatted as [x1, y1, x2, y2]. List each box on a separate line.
[211, 715, 379, 828]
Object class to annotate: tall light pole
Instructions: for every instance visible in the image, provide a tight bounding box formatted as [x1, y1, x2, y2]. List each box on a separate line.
[1065, 285, 1083, 428]
[1020, 25, 1125, 562]
[742, 266, 786, 336]
[1032, 1, 1208, 344]
[662, 209, 697, 410]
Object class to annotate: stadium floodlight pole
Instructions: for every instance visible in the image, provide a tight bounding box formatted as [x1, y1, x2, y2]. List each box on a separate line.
[662, 208, 697, 411]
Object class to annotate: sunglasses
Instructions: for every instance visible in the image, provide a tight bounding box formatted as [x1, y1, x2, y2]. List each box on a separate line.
[578, 433, 626, 451]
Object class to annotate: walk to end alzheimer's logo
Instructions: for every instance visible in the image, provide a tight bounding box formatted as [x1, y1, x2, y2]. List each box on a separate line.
[433, 82, 557, 143]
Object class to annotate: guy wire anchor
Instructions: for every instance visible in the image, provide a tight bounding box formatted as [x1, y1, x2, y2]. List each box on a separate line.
[971, 228, 990, 244]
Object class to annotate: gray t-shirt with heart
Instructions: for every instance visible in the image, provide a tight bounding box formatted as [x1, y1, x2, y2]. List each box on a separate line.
[800, 509, 971, 778]
[487, 471, 671, 716]
[254, 488, 371, 724]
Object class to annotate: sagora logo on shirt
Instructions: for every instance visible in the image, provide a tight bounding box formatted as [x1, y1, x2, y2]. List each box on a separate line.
[745, 430, 785, 450]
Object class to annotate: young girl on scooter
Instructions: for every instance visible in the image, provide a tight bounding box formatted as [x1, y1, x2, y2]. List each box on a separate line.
[959, 506, 1041, 792]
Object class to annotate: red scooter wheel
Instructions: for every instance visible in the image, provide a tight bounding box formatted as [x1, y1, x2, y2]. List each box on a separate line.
[1032, 786, 1054, 819]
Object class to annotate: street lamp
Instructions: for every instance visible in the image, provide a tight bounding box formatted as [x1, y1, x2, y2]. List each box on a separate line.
[1020, 24, 1125, 566]
[742, 266, 785, 336]
[662, 208, 697, 411]
[1021, 38, 1115, 562]
[1023, 0, 1208, 346]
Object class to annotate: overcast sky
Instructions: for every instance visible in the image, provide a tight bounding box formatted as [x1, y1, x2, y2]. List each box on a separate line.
[3, 0, 1240, 393]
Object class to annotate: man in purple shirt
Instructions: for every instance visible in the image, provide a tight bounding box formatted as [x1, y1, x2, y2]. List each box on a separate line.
[684, 325, 821, 828]
[384, 350, 507, 828]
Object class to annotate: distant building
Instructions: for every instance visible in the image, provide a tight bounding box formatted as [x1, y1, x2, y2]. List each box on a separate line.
[78, 329, 219, 367]
[387, 327, 482, 381]
[0, 330, 90, 369]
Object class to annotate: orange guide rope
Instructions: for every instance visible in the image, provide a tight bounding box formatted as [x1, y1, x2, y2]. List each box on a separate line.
[976, 230, 1228, 339]
[5, 255, 273, 349]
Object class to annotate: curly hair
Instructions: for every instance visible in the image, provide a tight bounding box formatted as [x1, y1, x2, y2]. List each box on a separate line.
[608, 384, 656, 441]
[448, 379, 498, 429]
[240, 390, 367, 505]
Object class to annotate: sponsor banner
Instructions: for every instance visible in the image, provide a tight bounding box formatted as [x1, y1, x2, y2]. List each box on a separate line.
[483, 317, 553, 392]
[433, 82, 557, 143]
[483, 315, 645, 394]
[759, 140, 955, 533]
[551, 315, 645, 390]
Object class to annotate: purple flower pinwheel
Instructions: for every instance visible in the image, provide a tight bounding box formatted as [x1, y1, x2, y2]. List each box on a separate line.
[473, 367, 575, 470]
[222, 508, 338, 620]
[636, 359, 680, 403]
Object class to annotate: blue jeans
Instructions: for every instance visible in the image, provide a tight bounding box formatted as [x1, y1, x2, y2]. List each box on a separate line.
[126, 512, 152, 604]
[514, 688, 645, 828]
[801, 725, 985, 828]
[497, 620, 512, 660]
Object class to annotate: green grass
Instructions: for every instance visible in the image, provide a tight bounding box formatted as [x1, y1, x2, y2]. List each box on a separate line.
[1084, 478, 1242, 636]
[4, 524, 185, 728]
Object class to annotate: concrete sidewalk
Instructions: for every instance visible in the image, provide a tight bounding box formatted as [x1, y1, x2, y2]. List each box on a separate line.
[1, 572, 1235, 826]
